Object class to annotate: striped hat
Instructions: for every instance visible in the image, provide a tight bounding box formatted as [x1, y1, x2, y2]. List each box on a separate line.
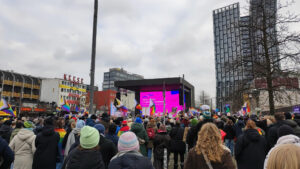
[118, 131, 139, 152]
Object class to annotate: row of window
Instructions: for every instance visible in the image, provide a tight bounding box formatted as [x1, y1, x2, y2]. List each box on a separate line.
[60, 88, 83, 95]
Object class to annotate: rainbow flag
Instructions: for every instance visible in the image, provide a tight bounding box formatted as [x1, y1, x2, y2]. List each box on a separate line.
[56, 107, 61, 112]
[0, 98, 9, 110]
[1, 104, 16, 117]
[61, 101, 70, 112]
[136, 104, 142, 110]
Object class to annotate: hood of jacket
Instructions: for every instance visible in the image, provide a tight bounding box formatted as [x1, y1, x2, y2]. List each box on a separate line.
[16, 129, 35, 143]
[0, 124, 12, 132]
[284, 120, 298, 128]
[277, 134, 300, 145]
[130, 123, 143, 133]
[72, 128, 81, 135]
[42, 126, 55, 136]
[244, 129, 261, 142]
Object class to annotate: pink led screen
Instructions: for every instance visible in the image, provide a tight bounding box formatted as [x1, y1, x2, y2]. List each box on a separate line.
[140, 91, 182, 113]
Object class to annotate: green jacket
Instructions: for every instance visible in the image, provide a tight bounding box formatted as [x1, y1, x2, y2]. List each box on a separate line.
[131, 123, 149, 157]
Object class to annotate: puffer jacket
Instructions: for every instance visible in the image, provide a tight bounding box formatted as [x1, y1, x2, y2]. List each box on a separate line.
[63, 147, 105, 169]
[9, 129, 36, 169]
[0, 124, 12, 143]
[130, 123, 149, 157]
[264, 134, 300, 169]
[108, 151, 154, 169]
[284, 120, 300, 137]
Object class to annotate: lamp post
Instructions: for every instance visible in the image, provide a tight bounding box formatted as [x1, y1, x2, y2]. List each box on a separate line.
[89, 0, 98, 114]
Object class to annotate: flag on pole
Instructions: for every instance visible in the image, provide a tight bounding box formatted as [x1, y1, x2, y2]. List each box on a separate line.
[110, 102, 117, 116]
[0, 98, 9, 110]
[75, 105, 80, 112]
[114, 98, 123, 108]
[149, 99, 156, 116]
[1, 104, 15, 117]
[61, 101, 70, 112]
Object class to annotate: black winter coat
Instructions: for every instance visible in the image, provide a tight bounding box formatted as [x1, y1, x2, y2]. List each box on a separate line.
[235, 129, 267, 169]
[153, 132, 171, 169]
[108, 151, 154, 169]
[224, 125, 235, 140]
[99, 135, 118, 169]
[186, 119, 213, 150]
[63, 147, 105, 169]
[32, 126, 60, 169]
[266, 120, 285, 150]
[0, 136, 14, 169]
[169, 125, 185, 153]
[0, 125, 12, 144]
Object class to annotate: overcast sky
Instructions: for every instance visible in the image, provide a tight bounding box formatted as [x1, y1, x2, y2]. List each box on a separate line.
[0, 0, 299, 100]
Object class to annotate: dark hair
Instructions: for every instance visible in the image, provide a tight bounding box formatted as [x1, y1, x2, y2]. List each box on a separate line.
[55, 117, 65, 129]
[284, 112, 292, 120]
[3, 120, 12, 126]
[44, 117, 54, 126]
[16, 122, 24, 128]
[91, 114, 97, 120]
[215, 121, 224, 129]
[108, 123, 117, 134]
[274, 112, 285, 121]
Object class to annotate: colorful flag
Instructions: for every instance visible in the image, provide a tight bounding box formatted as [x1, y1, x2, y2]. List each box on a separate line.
[149, 99, 156, 116]
[61, 101, 70, 112]
[110, 102, 117, 116]
[1, 104, 15, 117]
[0, 98, 9, 110]
[114, 98, 123, 108]
[75, 105, 80, 112]
[136, 104, 142, 110]
[56, 107, 61, 112]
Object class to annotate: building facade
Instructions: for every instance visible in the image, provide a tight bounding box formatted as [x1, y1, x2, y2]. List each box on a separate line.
[0, 70, 41, 113]
[86, 90, 117, 113]
[102, 68, 144, 91]
[40, 75, 87, 111]
[213, 0, 279, 111]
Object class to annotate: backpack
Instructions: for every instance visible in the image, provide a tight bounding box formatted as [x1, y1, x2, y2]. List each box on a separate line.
[147, 128, 156, 140]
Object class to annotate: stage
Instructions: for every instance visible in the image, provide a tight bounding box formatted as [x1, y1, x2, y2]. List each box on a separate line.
[114, 77, 195, 112]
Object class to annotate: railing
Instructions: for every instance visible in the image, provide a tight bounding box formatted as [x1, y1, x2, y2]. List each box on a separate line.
[32, 95, 39, 99]
[23, 94, 31, 98]
[24, 83, 32, 88]
[14, 82, 23, 87]
[2, 91, 11, 96]
[13, 92, 21, 97]
[3, 80, 13, 85]
[33, 85, 40, 89]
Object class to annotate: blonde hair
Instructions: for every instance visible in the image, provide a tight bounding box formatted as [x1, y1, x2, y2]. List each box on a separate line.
[246, 120, 256, 129]
[267, 144, 300, 169]
[195, 123, 224, 162]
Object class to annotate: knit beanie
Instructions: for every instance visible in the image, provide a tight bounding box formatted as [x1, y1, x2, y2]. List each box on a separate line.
[278, 125, 294, 138]
[24, 121, 34, 128]
[203, 111, 212, 119]
[135, 117, 142, 124]
[118, 131, 139, 152]
[190, 118, 198, 127]
[94, 124, 105, 134]
[80, 126, 100, 149]
[76, 120, 85, 129]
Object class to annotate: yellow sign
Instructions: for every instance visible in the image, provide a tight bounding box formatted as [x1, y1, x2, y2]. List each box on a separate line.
[59, 84, 86, 93]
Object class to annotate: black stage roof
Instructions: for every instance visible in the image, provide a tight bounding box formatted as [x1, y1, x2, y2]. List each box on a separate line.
[114, 77, 194, 92]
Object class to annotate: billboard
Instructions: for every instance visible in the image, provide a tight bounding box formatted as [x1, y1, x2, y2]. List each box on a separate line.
[140, 90, 182, 113]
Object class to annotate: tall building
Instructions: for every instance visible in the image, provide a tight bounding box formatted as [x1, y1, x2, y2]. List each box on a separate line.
[102, 68, 144, 91]
[213, 0, 279, 111]
[213, 3, 244, 110]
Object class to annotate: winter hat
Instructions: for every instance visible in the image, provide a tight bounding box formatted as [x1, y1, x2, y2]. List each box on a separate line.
[44, 117, 54, 126]
[76, 120, 85, 129]
[94, 124, 105, 135]
[278, 125, 294, 138]
[24, 121, 34, 128]
[135, 117, 143, 124]
[118, 131, 139, 152]
[203, 111, 212, 119]
[284, 112, 292, 120]
[190, 118, 198, 127]
[80, 126, 100, 149]
[122, 120, 128, 125]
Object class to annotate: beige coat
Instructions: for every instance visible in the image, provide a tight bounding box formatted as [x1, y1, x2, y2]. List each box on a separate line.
[9, 129, 36, 169]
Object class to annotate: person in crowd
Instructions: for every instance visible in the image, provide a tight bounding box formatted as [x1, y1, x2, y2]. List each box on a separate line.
[105, 124, 119, 146]
[153, 125, 170, 169]
[169, 120, 186, 169]
[130, 117, 149, 157]
[62, 126, 105, 169]
[264, 125, 300, 169]
[117, 120, 130, 137]
[267, 112, 286, 149]
[33, 118, 44, 135]
[62, 118, 75, 151]
[294, 113, 300, 126]
[64, 119, 84, 157]
[0, 135, 14, 169]
[9, 121, 36, 169]
[108, 131, 154, 169]
[266, 144, 300, 169]
[215, 120, 226, 142]
[223, 119, 236, 155]
[10, 121, 23, 142]
[186, 110, 214, 150]
[0, 120, 13, 143]
[94, 124, 118, 169]
[146, 119, 157, 159]
[235, 120, 267, 169]
[55, 117, 66, 169]
[86, 114, 97, 127]
[234, 117, 245, 138]
[190, 118, 198, 128]
[32, 117, 60, 169]
[184, 123, 235, 169]
[283, 112, 300, 137]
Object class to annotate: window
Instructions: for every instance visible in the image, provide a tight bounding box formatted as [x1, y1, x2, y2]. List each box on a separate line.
[61, 88, 63, 92]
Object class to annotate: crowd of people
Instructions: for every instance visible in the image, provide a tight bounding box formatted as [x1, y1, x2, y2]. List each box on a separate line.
[0, 107, 300, 169]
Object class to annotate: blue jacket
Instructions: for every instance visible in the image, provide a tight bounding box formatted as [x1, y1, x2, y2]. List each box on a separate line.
[0, 136, 14, 169]
[86, 118, 96, 127]
[108, 151, 154, 169]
